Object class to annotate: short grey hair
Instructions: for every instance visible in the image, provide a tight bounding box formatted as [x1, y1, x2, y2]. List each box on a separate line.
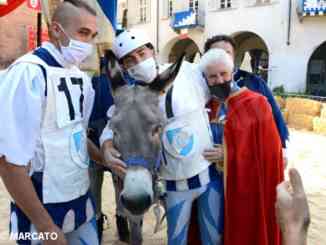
[199, 48, 234, 74]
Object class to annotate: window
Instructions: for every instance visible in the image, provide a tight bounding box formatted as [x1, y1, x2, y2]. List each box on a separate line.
[189, 0, 199, 13]
[255, 0, 271, 4]
[220, 0, 232, 9]
[245, 0, 273, 7]
[139, 0, 148, 23]
[189, 0, 194, 9]
[168, 0, 174, 17]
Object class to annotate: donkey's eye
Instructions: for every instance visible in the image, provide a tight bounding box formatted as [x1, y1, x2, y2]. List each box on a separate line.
[113, 131, 119, 139]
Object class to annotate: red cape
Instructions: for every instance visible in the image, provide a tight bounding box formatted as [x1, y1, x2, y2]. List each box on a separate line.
[224, 89, 284, 245]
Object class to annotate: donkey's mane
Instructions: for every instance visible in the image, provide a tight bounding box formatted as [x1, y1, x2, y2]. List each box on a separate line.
[114, 85, 159, 108]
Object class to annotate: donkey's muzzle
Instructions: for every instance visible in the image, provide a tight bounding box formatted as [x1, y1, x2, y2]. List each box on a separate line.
[121, 193, 152, 215]
[121, 167, 154, 215]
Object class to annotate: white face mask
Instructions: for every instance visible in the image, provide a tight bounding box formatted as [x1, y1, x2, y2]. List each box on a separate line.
[58, 25, 93, 65]
[127, 57, 158, 83]
[61, 39, 93, 65]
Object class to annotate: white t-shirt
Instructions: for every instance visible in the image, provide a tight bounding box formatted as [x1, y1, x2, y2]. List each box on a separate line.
[0, 42, 94, 170]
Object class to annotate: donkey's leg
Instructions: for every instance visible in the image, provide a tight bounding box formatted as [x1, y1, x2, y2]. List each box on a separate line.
[129, 217, 143, 245]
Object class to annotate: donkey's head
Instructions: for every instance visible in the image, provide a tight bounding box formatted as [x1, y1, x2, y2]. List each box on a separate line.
[105, 50, 183, 216]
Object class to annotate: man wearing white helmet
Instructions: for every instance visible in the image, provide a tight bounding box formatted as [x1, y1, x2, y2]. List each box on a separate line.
[101, 29, 224, 245]
[112, 29, 161, 84]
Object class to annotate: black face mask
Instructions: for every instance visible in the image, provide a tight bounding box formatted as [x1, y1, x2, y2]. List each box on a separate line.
[209, 80, 232, 101]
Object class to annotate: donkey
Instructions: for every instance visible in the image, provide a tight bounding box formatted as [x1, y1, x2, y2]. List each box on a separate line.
[104, 50, 184, 245]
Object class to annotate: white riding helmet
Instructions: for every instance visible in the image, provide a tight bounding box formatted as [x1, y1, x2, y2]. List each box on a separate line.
[113, 29, 152, 59]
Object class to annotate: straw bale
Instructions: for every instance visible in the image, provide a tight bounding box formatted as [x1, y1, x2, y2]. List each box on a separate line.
[287, 113, 314, 131]
[313, 117, 326, 135]
[285, 98, 322, 117]
[320, 104, 326, 119]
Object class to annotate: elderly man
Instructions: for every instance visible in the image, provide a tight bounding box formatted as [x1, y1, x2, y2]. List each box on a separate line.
[203, 34, 289, 148]
[0, 1, 100, 244]
[199, 48, 284, 245]
[189, 35, 289, 245]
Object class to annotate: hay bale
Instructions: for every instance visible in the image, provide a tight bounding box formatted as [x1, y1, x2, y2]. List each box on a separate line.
[285, 98, 322, 117]
[287, 113, 314, 131]
[275, 96, 286, 109]
[320, 104, 326, 119]
[313, 117, 326, 135]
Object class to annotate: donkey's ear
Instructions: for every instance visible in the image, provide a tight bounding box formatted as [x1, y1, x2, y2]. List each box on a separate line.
[149, 54, 185, 92]
[104, 50, 127, 91]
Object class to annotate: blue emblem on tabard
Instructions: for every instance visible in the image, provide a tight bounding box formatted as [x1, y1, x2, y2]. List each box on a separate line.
[72, 131, 89, 166]
[166, 127, 194, 157]
[73, 131, 82, 152]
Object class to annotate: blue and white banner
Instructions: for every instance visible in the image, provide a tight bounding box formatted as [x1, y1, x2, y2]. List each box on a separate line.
[172, 10, 197, 30]
[299, 0, 326, 16]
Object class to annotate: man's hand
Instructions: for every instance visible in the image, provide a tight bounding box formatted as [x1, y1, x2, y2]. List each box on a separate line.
[275, 168, 310, 245]
[102, 140, 127, 178]
[203, 144, 224, 169]
[0, 157, 66, 244]
[42, 225, 67, 245]
[87, 139, 104, 164]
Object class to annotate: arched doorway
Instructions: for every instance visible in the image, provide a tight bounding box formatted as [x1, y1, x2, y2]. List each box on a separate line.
[231, 31, 269, 81]
[307, 42, 326, 96]
[168, 38, 200, 63]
